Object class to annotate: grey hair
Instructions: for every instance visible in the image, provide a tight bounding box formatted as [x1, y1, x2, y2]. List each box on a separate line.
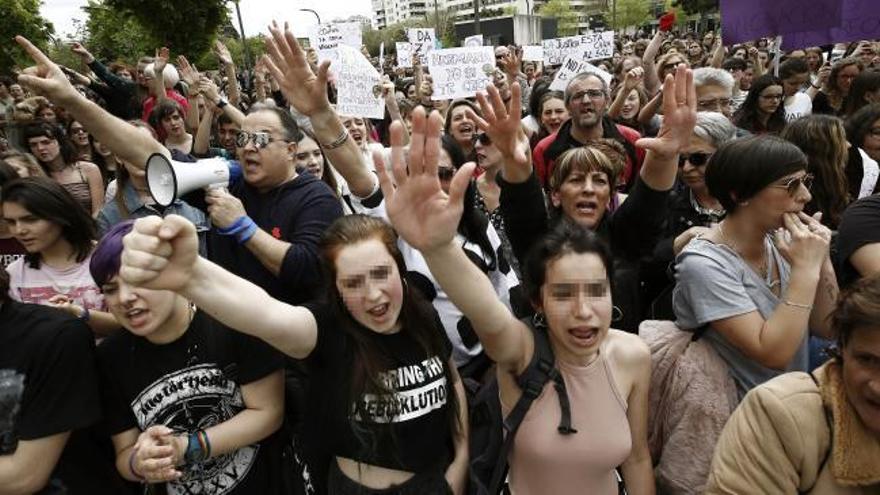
[564, 72, 609, 105]
[693, 111, 737, 148]
[692, 67, 735, 92]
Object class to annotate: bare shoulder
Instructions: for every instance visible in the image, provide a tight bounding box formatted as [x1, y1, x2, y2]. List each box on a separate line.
[605, 329, 650, 370]
[78, 161, 101, 174]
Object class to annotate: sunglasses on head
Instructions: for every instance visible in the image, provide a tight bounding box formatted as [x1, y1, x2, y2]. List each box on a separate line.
[473, 133, 492, 145]
[235, 131, 276, 149]
[771, 173, 814, 195]
[678, 152, 712, 167]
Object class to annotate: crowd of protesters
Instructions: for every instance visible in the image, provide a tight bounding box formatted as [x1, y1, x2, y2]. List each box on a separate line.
[0, 16, 879, 495]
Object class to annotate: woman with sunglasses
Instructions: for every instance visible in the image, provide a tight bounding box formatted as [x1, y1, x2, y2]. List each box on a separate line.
[673, 135, 838, 400]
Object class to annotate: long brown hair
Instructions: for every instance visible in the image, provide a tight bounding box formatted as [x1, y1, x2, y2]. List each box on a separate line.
[319, 215, 462, 458]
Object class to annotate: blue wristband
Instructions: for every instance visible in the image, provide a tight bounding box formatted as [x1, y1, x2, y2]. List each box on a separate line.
[216, 215, 249, 235]
[235, 219, 258, 245]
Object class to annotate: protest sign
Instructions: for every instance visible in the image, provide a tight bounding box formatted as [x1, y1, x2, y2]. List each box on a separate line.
[336, 45, 385, 119]
[542, 31, 614, 65]
[549, 56, 613, 92]
[776, 0, 880, 50]
[408, 28, 436, 64]
[396, 42, 413, 68]
[463, 34, 484, 47]
[522, 45, 544, 62]
[428, 46, 495, 100]
[719, 0, 843, 45]
[308, 22, 363, 63]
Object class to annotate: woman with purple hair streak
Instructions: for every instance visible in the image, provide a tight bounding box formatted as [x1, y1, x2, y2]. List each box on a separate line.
[88, 220, 287, 493]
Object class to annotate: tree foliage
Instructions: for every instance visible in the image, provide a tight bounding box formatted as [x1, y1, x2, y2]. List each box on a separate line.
[672, 0, 719, 16]
[0, 0, 54, 73]
[104, 0, 229, 60]
[80, 1, 158, 65]
[611, 0, 653, 31]
[538, 0, 579, 37]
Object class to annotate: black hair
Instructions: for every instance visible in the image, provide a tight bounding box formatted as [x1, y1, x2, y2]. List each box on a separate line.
[147, 99, 184, 142]
[523, 219, 614, 308]
[705, 135, 808, 214]
[733, 74, 787, 135]
[778, 58, 810, 80]
[0, 268, 8, 304]
[248, 104, 300, 142]
[21, 122, 78, 169]
[0, 77, 11, 89]
[1, 177, 96, 269]
[528, 78, 552, 124]
[0, 162, 19, 185]
[722, 57, 747, 72]
[846, 103, 880, 149]
[295, 127, 338, 195]
[844, 70, 880, 117]
[832, 275, 880, 354]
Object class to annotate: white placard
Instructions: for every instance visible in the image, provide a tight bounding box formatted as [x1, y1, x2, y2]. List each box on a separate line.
[336, 45, 385, 119]
[522, 45, 544, 62]
[308, 22, 363, 64]
[396, 42, 413, 68]
[379, 42, 385, 67]
[549, 56, 613, 92]
[428, 46, 495, 101]
[407, 28, 436, 65]
[463, 34, 484, 47]
[542, 30, 614, 65]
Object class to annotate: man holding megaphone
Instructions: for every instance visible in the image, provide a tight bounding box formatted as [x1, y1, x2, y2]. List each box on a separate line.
[13, 35, 349, 306]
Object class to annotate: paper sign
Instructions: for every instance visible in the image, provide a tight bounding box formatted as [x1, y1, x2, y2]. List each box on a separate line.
[549, 56, 613, 92]
[396, 42, 413, 68]
[428, 46, 495, 100]
[336, 45, 385, 119]
[542, 31, 615, 65]
[463, 34, 484, 47]
[408, 28, 436, 65]
[522, 45, 544, 61]
[379, 42, 385, 66]
[308, 22, 363, 64]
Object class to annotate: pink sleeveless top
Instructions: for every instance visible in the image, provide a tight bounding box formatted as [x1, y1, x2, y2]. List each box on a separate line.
[503, 347, 632, 495]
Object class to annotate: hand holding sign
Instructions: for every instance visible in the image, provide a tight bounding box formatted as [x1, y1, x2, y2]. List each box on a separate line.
[263, 20, 331, 117]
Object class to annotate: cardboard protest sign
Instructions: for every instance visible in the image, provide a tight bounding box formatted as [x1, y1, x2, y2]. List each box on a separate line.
[719, 0, 842, 45]
[463, 34, 484, 47]
[522, 45, 544, 62]
[428, 46, 495, 100]
[408, 28, 436, 65]
[336, 45, 385, 119]
[396, 42, 413, 68]
[308, 22, 363, 64]
[549, 56, 613, 92]
[542, 31, 614, 65]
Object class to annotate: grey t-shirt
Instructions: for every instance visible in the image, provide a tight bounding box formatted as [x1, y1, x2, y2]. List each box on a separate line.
[672, 236, 809, 396]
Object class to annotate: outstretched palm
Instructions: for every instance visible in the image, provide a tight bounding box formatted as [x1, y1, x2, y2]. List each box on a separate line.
[469, 82, 531, 178]
[636, 64, 697, 157]
[262, 21, 331, 117]
[378, 108, 475, 253]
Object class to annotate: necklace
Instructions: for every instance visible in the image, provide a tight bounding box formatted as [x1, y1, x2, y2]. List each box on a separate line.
[717, 221, 780, 289]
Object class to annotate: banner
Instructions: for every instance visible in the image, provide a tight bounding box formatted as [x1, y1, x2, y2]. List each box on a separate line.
[408, 28, 436, 65]
[777, 0, 880, 50]
[542, 31, 614, 66]
[719, 0, 843, 45]
[336, 45, 385, 119]
[428, 46, 495, 100]
[549, 56, 613, 92]
[396, 42, 413, 68]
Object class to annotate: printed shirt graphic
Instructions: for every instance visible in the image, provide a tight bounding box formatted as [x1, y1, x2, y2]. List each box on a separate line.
[352, 355, 449, 424]
[132, 363, 256, 495]
[5, 256, 106, 311]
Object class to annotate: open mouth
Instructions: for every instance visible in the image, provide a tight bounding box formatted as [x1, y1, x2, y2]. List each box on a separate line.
[125, 308, 149, 327]
[367, 303, 390, 318]
[350, 132, 363, 144]
[568, 326, 600, 346]
[575, 199, 599, 216]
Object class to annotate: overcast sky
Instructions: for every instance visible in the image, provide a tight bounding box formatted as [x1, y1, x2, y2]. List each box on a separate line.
[40, 0, 374, 39]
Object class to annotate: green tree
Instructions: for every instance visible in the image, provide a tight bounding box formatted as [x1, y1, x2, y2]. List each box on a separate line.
[0, 0, 54, 73]
[611, 0, 652, 31]
[672, 0, 718, 16]
[105, 0, 229, 60]
[79, 0, 158, 66]
[538, 0, 579, 37]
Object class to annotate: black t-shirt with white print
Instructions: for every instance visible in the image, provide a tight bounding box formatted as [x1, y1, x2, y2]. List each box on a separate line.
[303, 301, 455, 475]
[96, 310, 286, 495]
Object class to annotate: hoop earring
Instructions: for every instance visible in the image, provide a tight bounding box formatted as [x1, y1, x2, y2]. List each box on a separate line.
[612, 305, 623, 323]
[532, 312, 547, 329]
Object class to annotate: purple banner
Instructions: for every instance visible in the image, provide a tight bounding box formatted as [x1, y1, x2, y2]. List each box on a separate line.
[720, 0, 842, 45]
[781, 0, 880, 50]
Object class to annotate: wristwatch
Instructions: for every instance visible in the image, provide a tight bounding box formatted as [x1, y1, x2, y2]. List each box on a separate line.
[216, 98, 229, 109]
[78, 307, 91, 322]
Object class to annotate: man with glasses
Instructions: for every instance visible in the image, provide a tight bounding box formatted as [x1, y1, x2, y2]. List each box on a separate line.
[532, 72, 645, 191]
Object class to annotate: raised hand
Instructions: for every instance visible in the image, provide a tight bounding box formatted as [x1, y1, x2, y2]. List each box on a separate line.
[214, 40, 233, 65]
[635, 64, 696, 158]
[14, 36, 79, 105]
[177, 55, 200, 87]
[468, 82, 531, 178]
[501, 48, 523, 78]
[70, 42, 95, 64]
[623, 67, 645, 91]
[198, 76, 220, 103]
[120, 215, 200, 292]
[377, 107, 475, 253]
[153, 47, 170, 74]
[262, 20, 331, 117]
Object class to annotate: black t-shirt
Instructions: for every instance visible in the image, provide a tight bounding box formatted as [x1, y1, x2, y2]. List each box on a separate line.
[303, 301, 455, 474]
[0, 302, 128, 494]
[0, 236, 26, 270]
[96, 310, 286, 495]
[836, 194, 880, 288]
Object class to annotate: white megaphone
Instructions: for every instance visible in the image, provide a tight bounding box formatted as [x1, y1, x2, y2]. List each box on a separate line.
[146, 153, 241, 207]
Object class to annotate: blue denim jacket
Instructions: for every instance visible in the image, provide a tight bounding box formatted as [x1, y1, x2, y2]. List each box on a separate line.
[97, 181, 209, 254]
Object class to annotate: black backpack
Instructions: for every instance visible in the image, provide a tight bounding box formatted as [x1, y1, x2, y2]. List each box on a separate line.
[467, 318, 577, 495]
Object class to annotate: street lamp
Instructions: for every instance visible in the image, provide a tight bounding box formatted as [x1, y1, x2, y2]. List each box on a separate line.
[299, 8, 322, 25]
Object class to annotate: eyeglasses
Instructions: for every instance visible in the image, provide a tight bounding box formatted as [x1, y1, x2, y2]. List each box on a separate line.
[868, 127, 880, 137]
[770, 173, 814, 195]
[678, 152, 713, 167]
[759, 93, 784, 100]
[437, 166, 455, 181]
[473, 133, 492, 145]
[697, 98, 732, 110]
[571, 89, 605, 102]
[235, 131, 277, 149]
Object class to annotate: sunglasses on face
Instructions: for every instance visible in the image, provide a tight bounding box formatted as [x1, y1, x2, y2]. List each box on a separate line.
[235, 131, 276, 149]
[473, 133, 492, 145]
[770, 173, 814, 195]
[678, 152, 713, 167]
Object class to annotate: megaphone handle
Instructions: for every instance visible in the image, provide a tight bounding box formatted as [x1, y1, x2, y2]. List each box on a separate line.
[206, 184, 229, 195]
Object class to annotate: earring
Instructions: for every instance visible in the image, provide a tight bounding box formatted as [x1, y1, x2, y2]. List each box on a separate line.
[612, 305, 623, 323]
[532, 312, 547, 329]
